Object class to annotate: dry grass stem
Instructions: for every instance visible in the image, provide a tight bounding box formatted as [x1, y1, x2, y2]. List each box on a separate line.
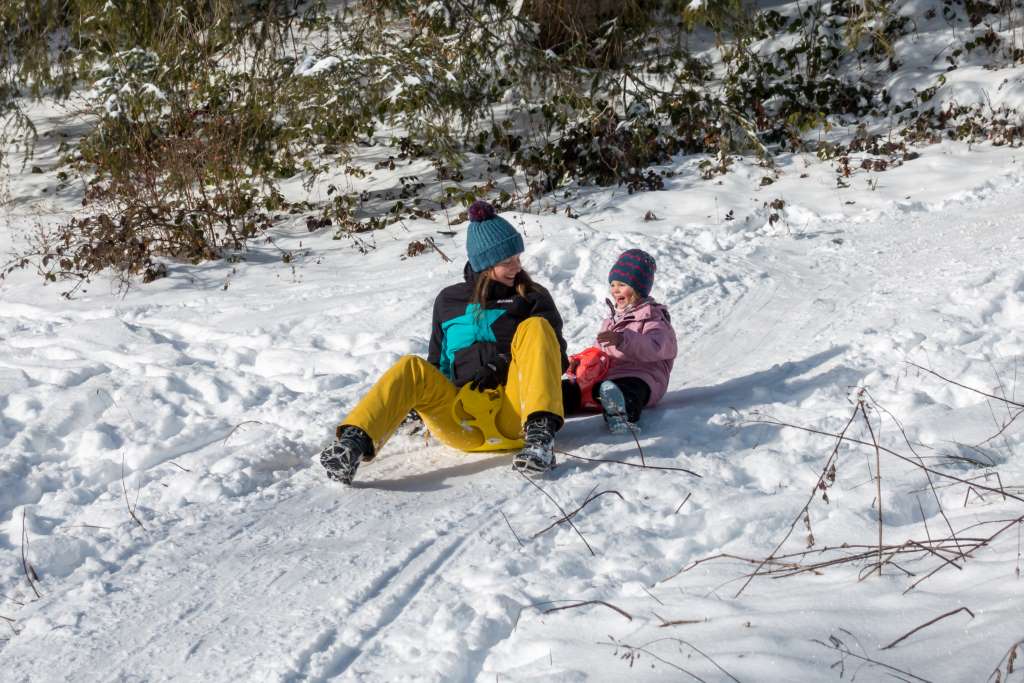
[121, 451, 146, 530]
[730, 400, 861, 598]
[880, 606, 975, 650]
[642, 585, 665, 606]
[223, 420, 264, 445]
[858, 399, 884, 576]
[988, 640, 1023, 682]
[816, 629, 932, 682]
[602, 636, 741, 682]
[20, 510, 41, 599]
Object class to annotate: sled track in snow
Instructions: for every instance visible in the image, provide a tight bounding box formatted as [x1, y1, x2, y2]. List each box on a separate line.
[290, 493, 513, 682]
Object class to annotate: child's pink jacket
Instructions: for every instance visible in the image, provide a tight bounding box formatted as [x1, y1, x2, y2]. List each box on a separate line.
[598, 298, 677, 405]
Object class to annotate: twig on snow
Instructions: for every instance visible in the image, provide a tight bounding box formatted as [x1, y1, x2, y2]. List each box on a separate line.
[519, 473, 595, 556]
[907, 361, 1024, 409]
[987, 639, 1023, 682]
[675, 492, 692, 514]
[731, 399, 861, 598]
[642, 585, 665, 606]
[858, 399, 884, 576]
[880, 607, 975, 650]
[121, 451, 145, 530]
[556, 449, 701, 477]
[500, 509, 524, 548]
[865, 389, 966, 561]
[1, 594, 25, 607]
[543, 600, 632, 621]
[21, 510, 41, 599]
[627, 426, 646, 467]
[815, 629, 932, 682]
[601, 636, 741, 682]
[424, 236, 452, 262]
[223, 420, 264, 445]
[654, 613, 705, 627]
[532, 490, 623, 538]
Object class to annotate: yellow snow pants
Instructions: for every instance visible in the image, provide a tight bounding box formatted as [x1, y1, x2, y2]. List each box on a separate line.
[341, 317, 564, 453]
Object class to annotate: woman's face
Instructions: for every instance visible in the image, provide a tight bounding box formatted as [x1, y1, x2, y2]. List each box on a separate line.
[489, 254, 522, 287]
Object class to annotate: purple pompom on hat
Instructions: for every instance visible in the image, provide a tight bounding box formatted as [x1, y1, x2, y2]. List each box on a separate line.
[468, 200, 497, 222]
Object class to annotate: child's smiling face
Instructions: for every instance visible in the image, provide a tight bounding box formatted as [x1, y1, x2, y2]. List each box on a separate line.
[609, 280, 638, 309]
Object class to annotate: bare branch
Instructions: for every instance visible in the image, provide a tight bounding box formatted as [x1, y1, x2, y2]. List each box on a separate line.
[543, 600, 632, 621]
[557, 449, 701, 477]
[907, 361, 1024, 409]
[519, 473, 595, 556]
[532, 490, 624, 538]
[675, 492, 692, 514]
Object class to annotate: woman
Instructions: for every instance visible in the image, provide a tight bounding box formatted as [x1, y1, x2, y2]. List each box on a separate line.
[319, 201, 569, 484]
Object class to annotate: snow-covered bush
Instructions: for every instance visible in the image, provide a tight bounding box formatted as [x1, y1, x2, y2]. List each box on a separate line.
[4, 0, 1024, 291]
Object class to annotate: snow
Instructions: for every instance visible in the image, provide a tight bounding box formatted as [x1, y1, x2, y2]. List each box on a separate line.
[2, 137, 1022, 680]
[2, 18, 1024, 683]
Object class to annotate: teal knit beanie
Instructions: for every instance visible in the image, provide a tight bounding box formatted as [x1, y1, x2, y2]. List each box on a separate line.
[466, 201, 524, 272]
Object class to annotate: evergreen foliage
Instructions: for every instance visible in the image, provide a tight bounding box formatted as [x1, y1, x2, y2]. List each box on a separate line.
[1, 0, 1023, 291]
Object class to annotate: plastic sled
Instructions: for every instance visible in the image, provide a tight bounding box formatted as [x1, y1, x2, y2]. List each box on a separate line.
[452, 384, 524, 451]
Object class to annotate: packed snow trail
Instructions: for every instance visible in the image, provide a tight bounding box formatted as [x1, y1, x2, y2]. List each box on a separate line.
[2, 150, 1024, 681]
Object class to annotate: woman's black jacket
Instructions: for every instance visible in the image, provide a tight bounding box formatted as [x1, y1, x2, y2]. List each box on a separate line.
[427, 262, 569, 387]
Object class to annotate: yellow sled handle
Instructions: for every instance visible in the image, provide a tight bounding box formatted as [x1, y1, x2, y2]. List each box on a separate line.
[451, 384, 524, 452]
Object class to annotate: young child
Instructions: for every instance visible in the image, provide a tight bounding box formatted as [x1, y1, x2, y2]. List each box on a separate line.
[563, 249, 677, 433]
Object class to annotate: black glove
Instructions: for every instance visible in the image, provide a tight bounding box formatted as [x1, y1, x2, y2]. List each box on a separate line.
[505, 293, 542, 320]
[468, 354, 510, 391]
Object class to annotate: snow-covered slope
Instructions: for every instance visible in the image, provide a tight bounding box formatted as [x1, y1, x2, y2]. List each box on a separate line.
[2, 139, 1023, 680]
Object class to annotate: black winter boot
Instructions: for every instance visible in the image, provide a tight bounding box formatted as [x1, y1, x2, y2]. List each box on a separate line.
[320, 425, 375, 485]
[512, 412, 560, 475]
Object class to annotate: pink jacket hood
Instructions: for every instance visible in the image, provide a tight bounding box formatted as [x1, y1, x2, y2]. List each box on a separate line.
[598, 298, 677, 405]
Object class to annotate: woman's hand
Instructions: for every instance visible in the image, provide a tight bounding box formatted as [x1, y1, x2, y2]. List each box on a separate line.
[468, 353, 510, 390]
[597, 330, 623, 347]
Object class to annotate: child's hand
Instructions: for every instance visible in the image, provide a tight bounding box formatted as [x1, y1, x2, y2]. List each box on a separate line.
[597, 330, 623, 347]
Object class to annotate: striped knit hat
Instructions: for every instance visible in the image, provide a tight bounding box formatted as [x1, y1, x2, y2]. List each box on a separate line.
[608, 249, 656, 298]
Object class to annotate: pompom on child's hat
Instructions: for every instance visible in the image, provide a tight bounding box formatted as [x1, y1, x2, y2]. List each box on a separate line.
[466, 200, 524, 272]
[608, 249, 657, 298]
